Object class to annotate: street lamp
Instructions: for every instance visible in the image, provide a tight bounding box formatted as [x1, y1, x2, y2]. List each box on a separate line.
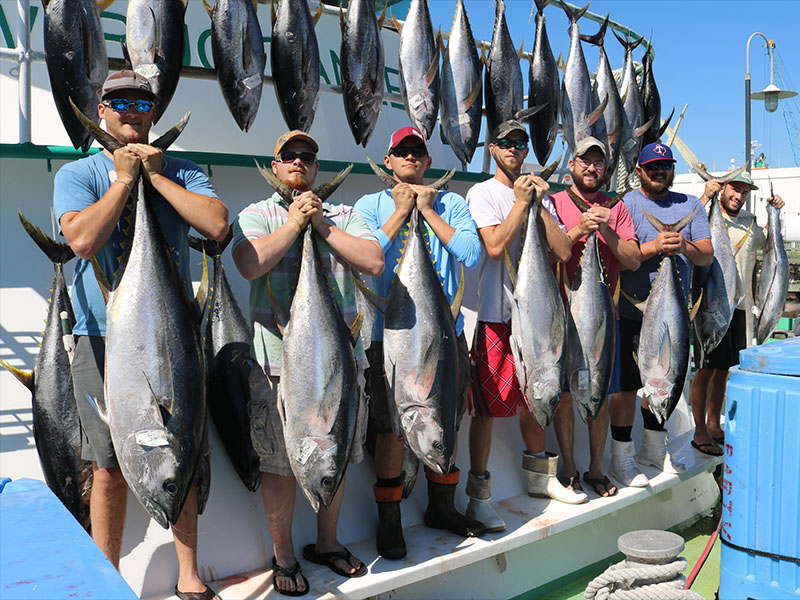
[745, 32, 797, 175]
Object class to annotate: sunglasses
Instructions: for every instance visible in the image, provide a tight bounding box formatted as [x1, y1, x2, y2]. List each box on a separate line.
[389, 146, 428, 159]
[495, 138, 528, 150]
[277, 151, 317, 164]
[642, 161, 675, 172]
[102, 98, 154, 113]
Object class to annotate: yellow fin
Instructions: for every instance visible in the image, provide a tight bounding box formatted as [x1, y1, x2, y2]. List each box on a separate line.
[612, 274, 621, 308]
[0, 358, 34, 393]
[202, 0, 213, 18]
[464, 78, 482, 111]
[96, 0, 115, 11]
[311, 1, 322, 25]
[377, 0, 387, 27]
[350, 312, 363, 343]
[620, 288, 646, 313]
[733, 220, 754, 254]
[195, 246, 209, 320]
[689, 288, 703, 322]
[90, 257, 111, 305]
[517, 38, 525, 60]
[504, 245, 518, 288]
[390, 9, 402, 33]
[450, 265, 465, 320]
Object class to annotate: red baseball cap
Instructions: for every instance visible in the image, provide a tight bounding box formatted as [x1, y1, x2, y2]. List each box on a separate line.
[388, 126, 427, 153]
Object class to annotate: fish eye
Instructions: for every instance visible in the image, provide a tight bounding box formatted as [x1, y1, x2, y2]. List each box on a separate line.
[432, 441, 444, 451]
[164, 481, 178, 496]
[321, 477, 335, 490]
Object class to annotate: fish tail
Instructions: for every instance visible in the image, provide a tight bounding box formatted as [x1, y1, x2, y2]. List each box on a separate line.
[18, 211, 75, 265]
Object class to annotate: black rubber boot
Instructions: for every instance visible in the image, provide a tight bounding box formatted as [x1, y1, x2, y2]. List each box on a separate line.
[423, 467, 486, 537]
[374, 484, 407, 559]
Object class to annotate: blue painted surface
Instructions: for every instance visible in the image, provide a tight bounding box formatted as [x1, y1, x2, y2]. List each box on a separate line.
[720, 341, 800, 600]
[0, 478, 137, 600]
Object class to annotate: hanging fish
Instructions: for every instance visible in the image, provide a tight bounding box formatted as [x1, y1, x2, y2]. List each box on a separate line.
[484, 0, 524, 139]
[615, 32, 653, 180]
[640, 41, 674, 146]
[527, 0, 560, 166]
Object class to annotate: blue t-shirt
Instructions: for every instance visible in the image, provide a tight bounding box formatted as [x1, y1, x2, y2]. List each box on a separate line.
[619, 189, 711, 321]
[353, 189, 481, 341]
[53, 152, 218, 336]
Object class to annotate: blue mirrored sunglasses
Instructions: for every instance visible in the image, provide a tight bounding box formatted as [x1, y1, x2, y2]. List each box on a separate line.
[103, 98, 154, 113]
[495, 138, 528, 150]
[642, 161, 674, 171]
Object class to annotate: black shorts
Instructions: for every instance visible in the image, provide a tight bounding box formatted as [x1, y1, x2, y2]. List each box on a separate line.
[618, 316, 643, 393]
[693, 309, 748, 370]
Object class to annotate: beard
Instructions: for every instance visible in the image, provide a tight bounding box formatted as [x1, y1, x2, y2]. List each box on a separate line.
[640, 169, 675, 196]
[285, 171, 312, 191]
[573, 170, 604, 194]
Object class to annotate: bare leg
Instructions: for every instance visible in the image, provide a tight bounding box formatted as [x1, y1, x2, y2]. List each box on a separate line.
[314, 479, 363, 574]
[586, 402, 615, 496]
[375, 432, 404, 479]
[261, 472, 305, 594]
[706, 369, 729, 441]
[172, 483, 207, 594]
[690, 368, 716, 448]
[519, 408, 545, 454]
[469, 416, 493, 475]
[608, 391, 637, 429]
[89, 465, 127, 569]
[554, 393, 577, 485]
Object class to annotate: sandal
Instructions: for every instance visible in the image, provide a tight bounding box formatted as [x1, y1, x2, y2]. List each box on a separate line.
[271, 556, 309, 597]
[302, 544, 367, 578]
[712, 434, 725, 445]
[557, 470, 582, 492]
[691, 440, 724, 457]
[174, 585, 219, 600]
[582, 473, 618, 497]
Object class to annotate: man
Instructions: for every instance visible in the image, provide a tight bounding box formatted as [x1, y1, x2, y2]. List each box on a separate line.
[54, 70, 229, 600]
[689, 171, 784, 456]
[232, 130, 383, 595]
[353, 126, 482, 559]
[609, 142, 713, 488]
[549, 137, 641, 497]
[464, 120, 578, 533]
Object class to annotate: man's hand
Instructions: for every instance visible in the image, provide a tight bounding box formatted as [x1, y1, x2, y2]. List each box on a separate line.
[579, 205, 611, 235]
[703, 179, 722, 203]
[530, 175, 550, 204]
[655, 231, 686, 256]
[767, 194, 784, 209]
[297, 191, 326, 230]
[288, 192, 318, 233]
[392, 183, 417, 216]
[127, 143, 163, 178]
[513, 174, 536, 205]
[112, 146, 141, 183]
[412, 185, 437, 213]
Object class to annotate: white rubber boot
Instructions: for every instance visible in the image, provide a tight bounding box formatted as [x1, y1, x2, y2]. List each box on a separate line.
[638, 429, 686, 474]
[465, 471, 506, 533]
[609, 439, 649, 487]
[522, 452, 587, 504]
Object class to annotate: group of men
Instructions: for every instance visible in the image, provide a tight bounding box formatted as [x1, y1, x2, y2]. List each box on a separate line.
[54, 71, 784, 598]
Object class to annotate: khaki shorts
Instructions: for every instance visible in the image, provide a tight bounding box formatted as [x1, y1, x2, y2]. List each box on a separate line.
[248, 367, 367, 476]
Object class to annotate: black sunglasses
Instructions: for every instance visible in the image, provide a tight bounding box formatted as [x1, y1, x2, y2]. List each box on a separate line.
[642, 161, 675, 172]
[103, 98, 154, 113]
[277, 151, 317, 164]
[389, 146, 428, 159]
[495, 138, 528, 150]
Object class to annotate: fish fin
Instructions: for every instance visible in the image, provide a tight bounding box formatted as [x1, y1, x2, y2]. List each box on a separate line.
[640, 208, 667, 233]
[631, 351, 638, 368]
[390, 10, 403, 33]
[689, 288, 703, 322]
[733, 221, 754, 255]
[612, 273, 621, 308]
[195, 244, 210, 321]
[514, 103, 548, 123]
[269, 0, 276, 26]
[587, 95, 609, 127]
[90, 257, 112, 305]
[437, 28, 446, 57]
[338, 1, 345, 32]
[0, 359, 34, 393]
[635, 116, 656, 138]
[69, 98, 123, 153]
[424, 46, 439, 88]
[560, 262, 572, 295]
[539, 155, 562, 181]
[517, 38, 525, 60]
[353, 275, 387, 314]
[311, 1, 322, 25]
[579, 13, 608, 47]
[463, 78, 482, 112]
[96, 0, 115, 12]
[657, 108, 675, 139]
[151, 112, 191, 151]
[255, 159, 295, 204]
[602, 191, 625, 210]
[366, 156, 398, 189]
[267, 276, 287, 336]
[314, 164, 354, 201]
[621, 289, 646, 313]
[377, 0, 387, 28]
[18, 212, 75, 265]
[429, 168, 456, 191]
[349, 313, 363, 345]
[450, 265, 465, 320]
[556, 52, 566, 72]
[158, 404, 172, 427]
[202, 0, 213, 18]
[503, 245, 518, 288]
[565, 186, 591, 213]
[655, 326, 672, 376]
[84, 392, 109, 424]
[671, 206, 700, 233]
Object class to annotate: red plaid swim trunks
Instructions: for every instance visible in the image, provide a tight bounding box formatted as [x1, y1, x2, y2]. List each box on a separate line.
[467, 321, 525, 418]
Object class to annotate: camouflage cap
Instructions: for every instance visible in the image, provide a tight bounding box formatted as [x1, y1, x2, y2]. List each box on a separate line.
[274, 130, 319, 157]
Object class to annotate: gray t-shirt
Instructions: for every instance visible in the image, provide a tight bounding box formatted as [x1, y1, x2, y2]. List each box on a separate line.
[466, 177, 563, 323]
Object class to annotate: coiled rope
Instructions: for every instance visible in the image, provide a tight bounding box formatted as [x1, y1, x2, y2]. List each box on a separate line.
[584, 557, 705, 600]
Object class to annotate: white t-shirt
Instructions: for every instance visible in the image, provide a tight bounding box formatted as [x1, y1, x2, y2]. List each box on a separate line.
[466, 177, 564, 323]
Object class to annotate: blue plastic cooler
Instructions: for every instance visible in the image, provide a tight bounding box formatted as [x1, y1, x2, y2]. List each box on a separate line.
[720, 338, 800, 599]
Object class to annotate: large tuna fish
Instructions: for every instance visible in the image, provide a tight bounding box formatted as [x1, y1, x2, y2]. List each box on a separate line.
[339, 0, 385, 146]
[563, 191, 618, 422]
[42, 0, 109, 152]
[527, 0, 560, 166]
[395, 0, 439, 139]
[615, 33, 652, 180]
[270, 0, 320, 133]
[755, 203, 789, 344]
[484, 0, 523, 139]
[189, 231, 260, 492]
[640, 43, 673, 146]
[0, 215, 92, 530]
[125, 0, 187, 123]
[204, 0, 265, 132]
[383, 208, 462, 476]
[73, 108, 207, 529]
[439, 0, 482, 169]
[560, 2, 607, 157]
[633, 210, 697, 424]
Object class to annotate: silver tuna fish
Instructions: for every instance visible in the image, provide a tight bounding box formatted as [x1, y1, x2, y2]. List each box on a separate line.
[125, 0, 187, 123]
[484, 0, 523, 139]
[395, 0, 440, 139]
[615, 32, 652, 180]
[270, 0, 321, 133]
[640, 42, 673, 146]
[439, 0, 482, 169]
[755, 203, 789, 344]
[42, 0, 109, 152]
[340, 0, 385, 147]
[528, 0, 560, 166]
[204, 0, 265, 132]
[383, 208, 462, 476]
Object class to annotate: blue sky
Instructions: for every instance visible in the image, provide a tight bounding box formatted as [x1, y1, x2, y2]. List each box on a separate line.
[413, 0, 800, 174]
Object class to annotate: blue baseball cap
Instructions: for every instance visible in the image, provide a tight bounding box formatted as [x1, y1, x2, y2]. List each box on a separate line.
[638, 142, 677, 166]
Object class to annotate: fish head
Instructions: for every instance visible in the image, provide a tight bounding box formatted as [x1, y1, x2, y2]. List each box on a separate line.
[642, 378, 672, 423]
[526, 368, 563, 427]
[401, 406, 452, 476]
[294, 436, 343, 512]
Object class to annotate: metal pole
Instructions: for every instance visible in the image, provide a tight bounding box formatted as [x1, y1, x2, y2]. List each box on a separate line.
[744, 31, 768, 212]
[17, 0, 31, 143]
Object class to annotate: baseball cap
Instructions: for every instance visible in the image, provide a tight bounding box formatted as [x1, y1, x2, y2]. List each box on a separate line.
[274, 130, 319, 157]
[388, 126, 427, 152]
[574, 136, 606, 158]
[638, 142, 677, 166]
[492, 119, 529, 143]
[101, 70, 155, 100]
[728, 170, 758, 191]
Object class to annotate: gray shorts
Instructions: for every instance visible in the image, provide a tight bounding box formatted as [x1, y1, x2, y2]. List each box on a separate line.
[72, 335, 117, 468]
[248, 367, 367, 476]
[365, 333, 470, 435]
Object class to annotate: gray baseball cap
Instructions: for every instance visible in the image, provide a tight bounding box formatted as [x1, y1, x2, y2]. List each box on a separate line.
[101, 70, 156, 100]
[574, 136, 606, 158]
[492, 119, 529, 143]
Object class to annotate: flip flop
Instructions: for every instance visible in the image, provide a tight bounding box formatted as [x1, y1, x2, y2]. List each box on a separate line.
[582, 473, 618, 497]
[557, 470, 583, 492]
[691, 440, 724, 457]
[271, 557, 309, 597]
[712, 434, 725, 445]
[174, 585, 219, 600]
[302, 544, 367, 578]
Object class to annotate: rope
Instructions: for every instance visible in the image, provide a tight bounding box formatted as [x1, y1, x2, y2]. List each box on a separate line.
[584, 558, 704, 600]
